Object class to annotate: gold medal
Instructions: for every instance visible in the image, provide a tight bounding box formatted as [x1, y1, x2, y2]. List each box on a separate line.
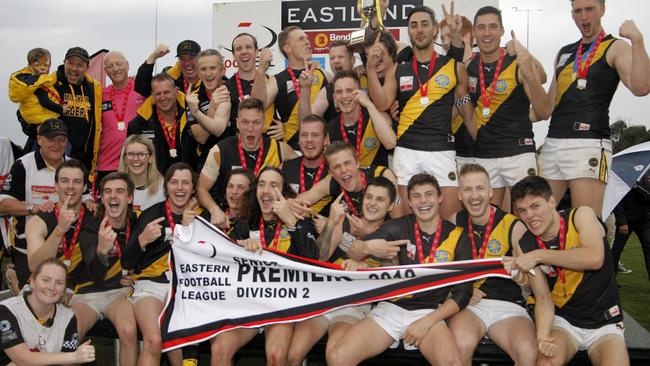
[482, 107, 491, 118]
[420, 96, 429, 105]
[576, 78, 587, 90]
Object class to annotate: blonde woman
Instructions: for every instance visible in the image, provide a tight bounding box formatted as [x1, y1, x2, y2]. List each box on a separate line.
[118, 135, 164, 214]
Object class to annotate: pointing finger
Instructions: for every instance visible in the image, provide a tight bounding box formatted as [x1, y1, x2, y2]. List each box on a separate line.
[151, 217, 166, 225]
[60, 194, 70, 210]
[511, 30, 517, 41]
[389, 239, 410, 246]
[441, 4, 449, 18]
[451, 0, 455, 16]
[273, 186, 285, 201]
[333, 192, 345, 204]
[100, 216, 110, 229]
[374, 31, 382, 45]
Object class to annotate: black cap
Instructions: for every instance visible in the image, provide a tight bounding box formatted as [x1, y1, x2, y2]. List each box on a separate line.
[65, 47, 89, 63]
[176, 40, 201, 57]
[38, 119, 69, 139]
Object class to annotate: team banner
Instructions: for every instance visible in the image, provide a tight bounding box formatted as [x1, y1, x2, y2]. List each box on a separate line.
[160, 217, 510, 352]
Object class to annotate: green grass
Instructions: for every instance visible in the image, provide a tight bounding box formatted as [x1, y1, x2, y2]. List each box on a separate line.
[616, 234, 650, 330]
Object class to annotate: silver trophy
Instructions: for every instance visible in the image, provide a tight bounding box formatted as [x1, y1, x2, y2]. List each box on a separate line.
[349, 0, 384, 45]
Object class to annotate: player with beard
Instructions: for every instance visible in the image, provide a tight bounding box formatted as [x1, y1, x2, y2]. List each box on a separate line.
[540, 0, 650, 216]
[134, 40, 202, 97]
[210, 167, 318, 366]
[291, 141, 404, 223]
[122, 163, 203, 366]
[367, 6, 476, 219]
[327, 173, 471, 366]
[185, 49, 232, 167]
[197, 98, 296, 228]
[25, 160, 89, 293]
[327, 71, 395, 168]
[73, 172, 138, 366]
[252, 26, 329, 150]
[225, 33, 278, 138]
[287, 177, 395, 366]
[447, 164, 537, 366]
[282, 114, 331, 219]
[507, 176, 628, 366]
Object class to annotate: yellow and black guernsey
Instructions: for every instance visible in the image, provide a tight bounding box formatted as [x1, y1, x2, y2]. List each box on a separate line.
[273, 68, 328, 150]
[395, 54, 457, 151]
[456, 208, 525, 307]
[36, 207, 91, 292]
[127, 93, 196, 175]
[324, 75, 369, 122]
[282, 156, 331, 216]
[326, 217, 381, 268]
[451, 114, 475, 159]
[329, 166, 387, 216]
[549, 35, 619, 139]
[74, 213, 137, 294]
[225, 74, 276, 132]
[467, 51, 535, 158]
[230, 217, 319, 260]
[364, 215, 472, 311]
[327, 108, 389, 168]
[520, 208, 623, 328]
[207, 134, 283, 207]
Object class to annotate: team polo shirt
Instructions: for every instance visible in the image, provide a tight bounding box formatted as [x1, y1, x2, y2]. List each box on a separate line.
[520, 208, 623, 328]
[273, 68, 328, 149]
[282, 156, 331, 216]
[327, 108, 389, 168]
[99, 77, 145, 171]
[201, 134, 283, 207]
[456, 208, 525, 306]
[363, 215, 472, 311]
[466, 51, 535, 158]
[0, 150, 68, 250]
[549, 35, 619, 140]
[395, 54, 457, 151]
[0, 295, 77, 365]
[230, 217, 319, 260]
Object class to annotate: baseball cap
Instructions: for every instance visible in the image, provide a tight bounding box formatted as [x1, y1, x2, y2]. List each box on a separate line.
[176, 40, 201, 57]
[38, 119, 69, 139]
[65, 47, 90, 63]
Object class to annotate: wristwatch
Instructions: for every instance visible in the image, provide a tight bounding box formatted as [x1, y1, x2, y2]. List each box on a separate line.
[26, 204, 34, 215]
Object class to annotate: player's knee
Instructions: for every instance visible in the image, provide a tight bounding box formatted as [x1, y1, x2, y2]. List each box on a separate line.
[454, 335, 476, 359]
[326, 346, 350, 366]
[115, 320, 138, 345]
[537, 355, 560, 366]
[437, 354, 462, 366]
[266, 344, 288, 365]
[286, 345, 305, 366]
[143, 332, 162, 352]
[512, 340, 538, 366]
[210, 337, 235, 362]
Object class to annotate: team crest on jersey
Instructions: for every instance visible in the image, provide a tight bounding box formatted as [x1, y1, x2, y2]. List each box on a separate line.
[0, 320, 10, 332]
[435, 74, 451, 87]
[557, 53, 573, 68]
[399, 76, 414, 91]
[2, 174, 11, 191]
[364, 137, 377, 150]
[468, 76, 478, 93]
[280, 227, 290, 239]
[495, 80, 508, 93]
[487, 239, 502, 255]
[312, 75, 320, 84]
[435, 250, 450, 263]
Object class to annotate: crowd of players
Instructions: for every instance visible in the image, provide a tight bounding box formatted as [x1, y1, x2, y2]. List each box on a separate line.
[0, 0, 648, 365]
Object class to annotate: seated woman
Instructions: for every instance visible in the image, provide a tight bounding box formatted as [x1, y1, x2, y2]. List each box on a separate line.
[118, 135, 164, 215]
[210, 167, 319, 366]
[0, 258, 95, 365]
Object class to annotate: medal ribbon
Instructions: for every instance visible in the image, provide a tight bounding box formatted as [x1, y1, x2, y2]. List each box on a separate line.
[164, 199, 176, 234]
[110, 78, 132, 122]
[259, 217, 282, 251]
[299, 158, 326, 193]
[536, 215, 567, 290]
[107, 219, 130, 258]
[156, 109, 178, 152]
[468, 207, 496, 259]
[235, 72, 251, 101]
[411, 51, 438, 100]
[287, 68, 301, 99]
[478, 48, 506, 110]
[339, 109, 363, 161]
[573, 31, 605, 80]
[54, 204, 85, 260]
[237, 136, 265, 176]
[414, 219, 443, 264]
[342, 172, 366, 217]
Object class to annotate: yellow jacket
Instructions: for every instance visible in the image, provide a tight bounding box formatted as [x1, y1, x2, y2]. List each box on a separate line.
[8, 67, 59, 124]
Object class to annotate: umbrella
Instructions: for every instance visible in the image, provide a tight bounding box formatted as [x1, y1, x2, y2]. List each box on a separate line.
[602, 141, 650, 218]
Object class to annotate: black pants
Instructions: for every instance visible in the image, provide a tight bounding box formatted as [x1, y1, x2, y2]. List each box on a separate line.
[611, 219, 650, 280]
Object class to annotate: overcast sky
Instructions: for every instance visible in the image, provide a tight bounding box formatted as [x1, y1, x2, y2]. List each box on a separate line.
[2, 0, 649, 146]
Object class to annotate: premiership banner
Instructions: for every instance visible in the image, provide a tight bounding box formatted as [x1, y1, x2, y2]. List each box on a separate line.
[160, 216, 510, 352]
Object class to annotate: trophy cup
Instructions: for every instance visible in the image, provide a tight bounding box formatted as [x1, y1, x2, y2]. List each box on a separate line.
[349, 0, 384, 46]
